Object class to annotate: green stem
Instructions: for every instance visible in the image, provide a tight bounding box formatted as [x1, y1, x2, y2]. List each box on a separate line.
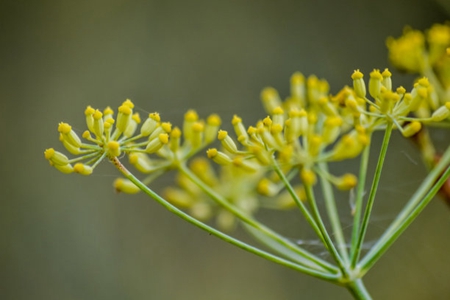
[304, 184, 348, 276]
[272, 160, 325, 243]
[423, 65, 448, 102]
[346, 279, 372, 300]
[178, 163, 338, 274]
[351, 123, 393, 268]
[359, 145, 450, 272]
[112, 157, 340, 282]
[350, 145, 371, 259]
[317, 162, 350, 264]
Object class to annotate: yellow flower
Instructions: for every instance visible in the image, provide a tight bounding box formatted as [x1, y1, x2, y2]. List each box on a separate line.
[386, 27, 425, 73]
[45, 99, 164, 175]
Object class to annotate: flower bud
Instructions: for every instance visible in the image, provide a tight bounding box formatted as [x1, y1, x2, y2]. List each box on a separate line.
[146, 133, 169, 153]
[124, 113, 141, 138]
[140, 113, 160, 136]
[300, 168, 316, 186]
[44, 148, 69, 165]
[401, 121, 422, 137]
[206, 148, 232, 165]
[352, 70, 366, 98]
[217, 130, 238, 153]
[73, 163, 93, 176]
[85, 106, 96, 133]
[334, 173, 358, 190]
[114, 178, 140, 194]
[58, 122, 81, 148]
[261, 87, 282, 114]
[431, 103, 450, 122]
[107, 141, 121, 157]
[183, 110, 199, 141]
[204, 114, 221, 144]
[116, 104, 132, 133]
[369, 69, 383, 99]
[381, 69, 392, 91]
[232, 115, 249, 145]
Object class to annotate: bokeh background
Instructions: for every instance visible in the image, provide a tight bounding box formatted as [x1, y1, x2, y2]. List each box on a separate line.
[2, 0, 450, 299]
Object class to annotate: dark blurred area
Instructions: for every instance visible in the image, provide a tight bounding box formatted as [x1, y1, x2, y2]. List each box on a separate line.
[1, 0, 450, 299]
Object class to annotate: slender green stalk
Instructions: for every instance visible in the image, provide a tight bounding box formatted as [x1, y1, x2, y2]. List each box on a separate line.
[423, 65, 448, 102]
[271, 160, 325, 242]
[304, 184, 348, 277]
[359, 147, 450, 272]
[350, 145, 371, 259]
[178, 163, 339, 273]
[112, 157, 340, 282]
[346, 279, 372, 300]
[317, 162, 350, 264]
[351, 123, 393, 267]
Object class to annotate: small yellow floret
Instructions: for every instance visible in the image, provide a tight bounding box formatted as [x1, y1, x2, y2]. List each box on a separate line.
[232, 156, 258, 172]
[300, 168, 316, 186]
[93, 109, 103, 120]
[431, 105, 450, 121]
[272, 106, 284, 115]
[44, 148, 69, 165]
[82, 130, 91, 139]
[207, 114, 221, 126]
[73, 163, 93, 176]
[417, 77, 429, 87]
[291, 72, 305, 85]
[161, 122, 172, 133]
[428, 24, 450, 45]
[382, 69, 392, 77]
[122, 99, 135, 109]
[396, 86, 406, 94]
[192, 122, 204, 132]
[103, 106, 114, 115]
[184, 109, 199, 122]
[44, 148, 55, 160]
[232, 115, 242, 125]
[118, 105, 132, 115]
[351, 70, 364, 80]
[402, 121, 422, 137]
[171, 127, 181, 138]
[149, 112, 160, 122]
[206, 148, 218, 158]
[159, 133, 169, 144]
[85, 106, 95, 115]
[217, 130, 228, 140]
[58, 122, 72, 134]
[370, 69, 383, 80]
[132, 113, 141, 123]
[247, 126, 257, 135]
[335, 174, 358, 190]
[107, 141, 121, 157]
[263, 116, 272, 127]
[114, 178, 140, 194]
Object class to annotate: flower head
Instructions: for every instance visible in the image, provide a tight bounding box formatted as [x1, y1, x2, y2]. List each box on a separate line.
[45, 99, 222, 177]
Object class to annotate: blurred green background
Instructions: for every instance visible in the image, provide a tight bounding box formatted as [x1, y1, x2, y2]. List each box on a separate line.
[2, 0, 450, 299]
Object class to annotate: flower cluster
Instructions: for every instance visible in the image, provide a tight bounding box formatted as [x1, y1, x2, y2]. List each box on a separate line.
[387, 22, 450, 103]
[42, 22, 450, 297]
[386, 22, 450, 179]
[44, 99, 221, 183]
[202, 69, 449, 190]
[45, 21, 450, 228]
[164, 157, 263, 230]
[387, 23, 450, 79]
